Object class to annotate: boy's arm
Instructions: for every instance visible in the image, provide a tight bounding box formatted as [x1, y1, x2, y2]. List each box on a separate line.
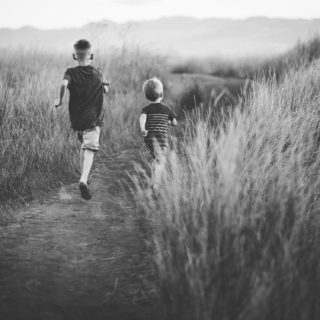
[102, 81, 110, 94]
[103, 85, 109, 94]
[139, 113, 148, 137]
[171, 118, 177, 126]
[168, 106, 178, 126]
[54, 79, 69, 108]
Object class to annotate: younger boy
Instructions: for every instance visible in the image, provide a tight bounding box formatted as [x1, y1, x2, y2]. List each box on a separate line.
[139, 78, 177, 189]
[54, 39, 109, 200]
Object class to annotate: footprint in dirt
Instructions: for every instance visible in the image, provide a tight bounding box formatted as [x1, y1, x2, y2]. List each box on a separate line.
[58, 186, 74, 201]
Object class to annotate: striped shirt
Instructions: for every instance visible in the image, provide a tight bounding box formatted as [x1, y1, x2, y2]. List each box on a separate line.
[141, 103, 177, 134]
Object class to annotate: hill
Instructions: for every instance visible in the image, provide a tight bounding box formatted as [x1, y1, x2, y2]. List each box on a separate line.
[1, 17, 320, 57]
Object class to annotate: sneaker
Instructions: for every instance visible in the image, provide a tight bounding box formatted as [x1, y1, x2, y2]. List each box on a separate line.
[79, 182, 92, 200]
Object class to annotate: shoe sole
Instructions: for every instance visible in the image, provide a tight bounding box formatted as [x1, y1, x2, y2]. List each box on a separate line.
[79, 183, 92, 200]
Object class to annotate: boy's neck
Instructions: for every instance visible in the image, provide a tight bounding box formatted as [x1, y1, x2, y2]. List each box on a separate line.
[150, 98, 163, 104]
[77, 61, 91, 66]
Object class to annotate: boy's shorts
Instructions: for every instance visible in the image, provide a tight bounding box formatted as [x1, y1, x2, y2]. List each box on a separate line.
[144, 132, 168, 162]
[77, 126, 101, 152]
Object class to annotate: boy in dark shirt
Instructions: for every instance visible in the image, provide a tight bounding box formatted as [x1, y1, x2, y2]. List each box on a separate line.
[139, 78, 177, 189]
[54, 39, 109, 200]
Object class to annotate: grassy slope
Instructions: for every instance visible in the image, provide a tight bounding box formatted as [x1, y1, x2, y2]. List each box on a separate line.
[166, 73, 245, 113]
[170, 36, 320, 79]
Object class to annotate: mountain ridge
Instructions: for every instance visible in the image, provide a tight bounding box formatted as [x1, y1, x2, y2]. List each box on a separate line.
[1, 16, 320, 57]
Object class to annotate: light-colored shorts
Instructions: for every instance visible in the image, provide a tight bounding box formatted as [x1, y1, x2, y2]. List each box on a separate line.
[77, 126, 101, 152]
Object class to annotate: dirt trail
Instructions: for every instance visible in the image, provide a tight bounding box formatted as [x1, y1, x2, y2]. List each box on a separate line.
[0, 150, 159, 320]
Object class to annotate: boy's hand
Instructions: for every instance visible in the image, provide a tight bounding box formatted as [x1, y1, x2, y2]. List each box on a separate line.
[103, 81, 110, 94]
[54, 98, 62, 108]
[103, 85, 109, 94]
[171, 118, 178, 126]
[141, 129, 148, 137]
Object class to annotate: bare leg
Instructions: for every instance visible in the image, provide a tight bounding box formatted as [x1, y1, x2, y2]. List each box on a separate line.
[153, 157, 166, 187]
[151, 160, 156, 186]
[80, 148, 84, 175]
[79, 149, 94, 185]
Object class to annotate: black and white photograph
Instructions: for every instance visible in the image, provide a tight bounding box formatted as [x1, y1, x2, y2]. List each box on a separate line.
[0, 0, 320, 319]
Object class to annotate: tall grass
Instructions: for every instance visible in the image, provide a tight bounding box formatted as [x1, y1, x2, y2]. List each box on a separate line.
[0, 47, 165, 211]
[0, 50, 77, 207]
[135, 61, 320, 319]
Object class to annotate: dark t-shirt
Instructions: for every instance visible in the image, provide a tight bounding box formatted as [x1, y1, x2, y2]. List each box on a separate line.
[141, 103, 177, 134]
[63, 65, 105, 131]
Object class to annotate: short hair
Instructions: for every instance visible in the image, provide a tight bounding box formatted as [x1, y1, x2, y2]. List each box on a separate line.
[74, 39, 92, 51]
[143, 78, 163, 102]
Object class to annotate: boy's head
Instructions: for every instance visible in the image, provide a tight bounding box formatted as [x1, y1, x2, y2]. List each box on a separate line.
[143, 78, 163, 102]
[73, 39, 93, 63]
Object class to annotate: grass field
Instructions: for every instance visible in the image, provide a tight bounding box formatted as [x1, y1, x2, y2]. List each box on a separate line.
[1, 39, 320, 319]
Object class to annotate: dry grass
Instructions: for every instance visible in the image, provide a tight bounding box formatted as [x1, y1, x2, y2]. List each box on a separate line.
[2, 40, 320, 319]
[135, 61, 320, 320]
[0, 50, 77, 207]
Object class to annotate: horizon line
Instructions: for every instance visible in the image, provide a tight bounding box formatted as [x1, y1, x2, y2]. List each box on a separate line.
[1, 15, 320, 31]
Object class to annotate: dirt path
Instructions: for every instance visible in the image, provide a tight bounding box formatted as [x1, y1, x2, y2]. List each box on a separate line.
[0, 150, 160, 320]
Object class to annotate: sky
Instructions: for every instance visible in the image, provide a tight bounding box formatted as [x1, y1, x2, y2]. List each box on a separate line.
[0, 0, 319, 29]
